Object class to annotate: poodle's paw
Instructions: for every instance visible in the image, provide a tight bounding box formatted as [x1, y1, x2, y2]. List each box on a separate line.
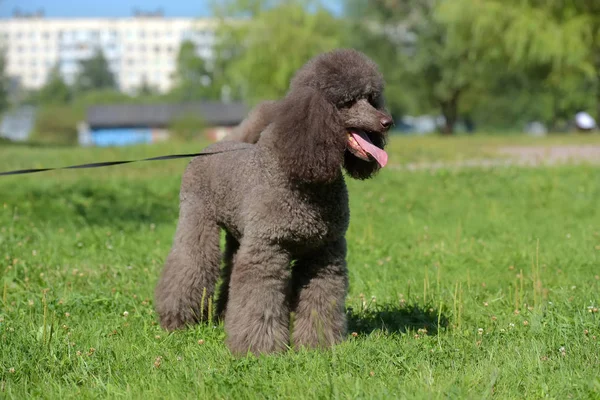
[155, 296, 202, 330]
[226, 334, 289, 357]
[292, 313, 347, 350]
[293, 328, 346, 350]
[225, 316, 290, 356]
[157, 310, 195, 331]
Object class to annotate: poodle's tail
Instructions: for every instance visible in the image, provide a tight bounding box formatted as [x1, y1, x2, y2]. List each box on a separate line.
[224, 100, 277, 144]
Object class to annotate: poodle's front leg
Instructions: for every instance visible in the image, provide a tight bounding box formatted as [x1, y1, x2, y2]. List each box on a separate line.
[224, 240, 291, 356]
[155, 200, 221, 330]
[291, 238, 348, 349]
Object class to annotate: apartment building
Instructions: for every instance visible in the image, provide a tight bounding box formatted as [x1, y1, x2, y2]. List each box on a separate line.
[0, 10, 217, 93]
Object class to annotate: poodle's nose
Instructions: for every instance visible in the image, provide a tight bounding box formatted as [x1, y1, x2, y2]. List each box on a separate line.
[380, 117, 393, 130]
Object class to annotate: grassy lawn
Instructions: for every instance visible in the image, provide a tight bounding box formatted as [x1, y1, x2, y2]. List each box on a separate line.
[1, 135, 599, 398]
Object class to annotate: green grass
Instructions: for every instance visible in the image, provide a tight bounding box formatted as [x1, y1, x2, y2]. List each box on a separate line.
[1, 136, 600, 399]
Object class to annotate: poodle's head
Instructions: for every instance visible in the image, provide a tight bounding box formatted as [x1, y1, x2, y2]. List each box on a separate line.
[267, 49, 393, 183]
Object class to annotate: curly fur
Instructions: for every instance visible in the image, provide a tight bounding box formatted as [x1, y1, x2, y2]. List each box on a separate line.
[155, 48, 393, 356]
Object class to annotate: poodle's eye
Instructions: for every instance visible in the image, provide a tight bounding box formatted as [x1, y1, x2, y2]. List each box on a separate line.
[341, 100, 354, 108]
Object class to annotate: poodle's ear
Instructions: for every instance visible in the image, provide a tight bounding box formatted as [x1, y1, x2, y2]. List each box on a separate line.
[267, 87, 346, 183]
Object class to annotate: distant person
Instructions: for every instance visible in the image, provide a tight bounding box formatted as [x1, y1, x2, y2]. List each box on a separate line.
[574, 111, 597, 132]
[463, 114, 475, 134]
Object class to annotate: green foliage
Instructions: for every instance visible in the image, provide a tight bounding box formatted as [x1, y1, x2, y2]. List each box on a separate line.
[470, 67, 596, 131]
[0, 51, 9, 113]
[1, 136, 600, 397]
[215, 0, 343, 105]
[169, 40, 222, 101]
[76, 89, 132, 107]
[136, 77, 158, 97]
[339, 0, 600, 132]
[439, 0, 596, 71]
[75, 88, 167, 106]
[168, 113, 207, 141]
[30, 105, 80, 145]
[438, 0, 600, 122]
[343, 0, 494, 134]
[75, 49, 117, 93]
[35, 66, 71, 105]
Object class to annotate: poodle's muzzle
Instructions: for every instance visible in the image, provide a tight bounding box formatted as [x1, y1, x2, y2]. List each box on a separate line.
[343, 101, 393, 167]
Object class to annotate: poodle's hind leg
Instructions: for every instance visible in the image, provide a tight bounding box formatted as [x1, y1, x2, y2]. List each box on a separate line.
[215, 232, 239, 321]
[291, 238, 348, 349]
[224, 240, 291, 356]
[155, 198, 221, 331]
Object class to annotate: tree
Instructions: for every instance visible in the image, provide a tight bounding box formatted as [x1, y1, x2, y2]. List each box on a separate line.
[344, 0, 494, 134]
[169, 113, 207, 141]
[0, 51, 8, 113]
[137, 75, 157, 97]
[31, 105, 80, 145]
[75, 48, 116, 93]
[439, 0, 600, 124]
[76, 89, 132, 107]
[169, 40, 221, 101]
[214, 0, 343, 105]
[36, 66, 71, 105]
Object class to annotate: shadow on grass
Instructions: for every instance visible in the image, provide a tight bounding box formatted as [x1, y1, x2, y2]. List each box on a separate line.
[347, 303, 449, 336]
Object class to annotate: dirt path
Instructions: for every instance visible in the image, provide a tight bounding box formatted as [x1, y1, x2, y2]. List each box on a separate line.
[391, 145, 600, 171]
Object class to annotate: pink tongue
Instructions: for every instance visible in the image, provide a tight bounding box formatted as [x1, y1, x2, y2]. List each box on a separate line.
[351, 132, 388, 167]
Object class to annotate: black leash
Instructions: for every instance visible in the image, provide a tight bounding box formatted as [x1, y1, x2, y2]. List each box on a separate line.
[0, 149, 244, 177]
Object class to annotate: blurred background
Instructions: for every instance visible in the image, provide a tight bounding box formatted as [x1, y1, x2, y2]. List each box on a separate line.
[0, 0, 599, 147]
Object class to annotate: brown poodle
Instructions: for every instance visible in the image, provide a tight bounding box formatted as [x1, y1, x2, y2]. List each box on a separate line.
[155, 49, 393, 356]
